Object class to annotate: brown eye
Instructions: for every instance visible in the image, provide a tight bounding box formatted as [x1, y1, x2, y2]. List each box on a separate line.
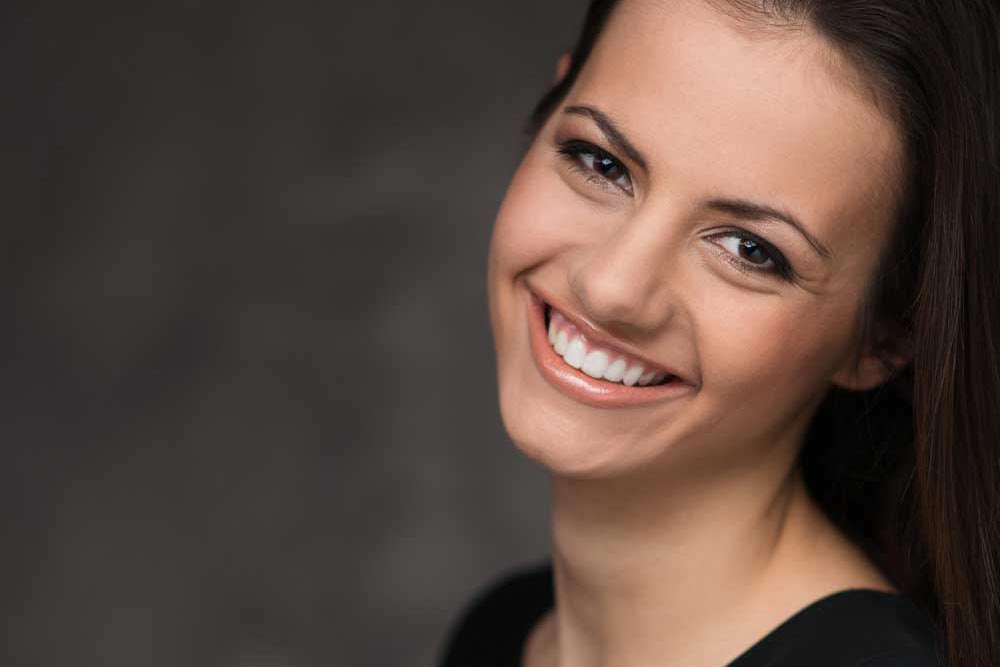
[592, 154, 626, 180]
[708, 230, 796, 282]
[737, 238, 771, 265]
[556, 139, 634, 195]
[715, 234, 776, 269]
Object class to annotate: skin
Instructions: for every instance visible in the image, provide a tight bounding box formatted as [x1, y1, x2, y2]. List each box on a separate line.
[486, 1, 910, 666]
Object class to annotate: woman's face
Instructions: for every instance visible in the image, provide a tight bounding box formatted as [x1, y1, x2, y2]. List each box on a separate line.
[487, 0, 903, 479]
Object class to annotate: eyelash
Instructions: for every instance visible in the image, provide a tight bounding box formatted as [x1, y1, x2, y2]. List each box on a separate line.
[554, 138, 796, 283]
[555, 139, 634, 195]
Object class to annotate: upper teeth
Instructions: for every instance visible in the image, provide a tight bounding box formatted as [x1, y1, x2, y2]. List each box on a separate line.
[547, 307, 671, 387]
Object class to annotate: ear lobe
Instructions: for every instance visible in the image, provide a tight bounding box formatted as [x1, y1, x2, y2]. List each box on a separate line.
[554, 51, 572, 84]
[830, 337, 913, 392]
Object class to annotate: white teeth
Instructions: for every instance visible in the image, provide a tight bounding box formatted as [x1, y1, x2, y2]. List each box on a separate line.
[581, 350, 610, 378]
[564, 337, 587, 369]
[622, 365, 645, 386]
[555, 330, 569, 355]
[545, 305, 679, 389]
[603, 357, 627, 382]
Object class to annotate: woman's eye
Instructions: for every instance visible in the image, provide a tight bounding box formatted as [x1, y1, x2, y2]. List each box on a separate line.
[710, 231, 796, 282]
[556, 140, 634, 195]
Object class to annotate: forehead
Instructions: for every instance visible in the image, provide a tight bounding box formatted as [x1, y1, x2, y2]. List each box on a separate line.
[569, 0, 903, 255]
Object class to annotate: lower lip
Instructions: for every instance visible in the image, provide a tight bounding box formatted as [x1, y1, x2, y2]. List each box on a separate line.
[526, 291, 695, 409]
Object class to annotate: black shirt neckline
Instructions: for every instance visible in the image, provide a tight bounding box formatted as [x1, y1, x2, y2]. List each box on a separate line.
[527, 577, 908, 665]
[440, 561, 942, 667]
[517, 561, 930, 667]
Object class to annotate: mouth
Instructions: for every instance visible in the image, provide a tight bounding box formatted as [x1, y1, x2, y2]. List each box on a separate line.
[543, 303, 677, 387]
[526, 289, 694, 408]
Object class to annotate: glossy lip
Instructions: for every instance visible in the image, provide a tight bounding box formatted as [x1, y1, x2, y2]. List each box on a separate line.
[525, 286, 697, 409]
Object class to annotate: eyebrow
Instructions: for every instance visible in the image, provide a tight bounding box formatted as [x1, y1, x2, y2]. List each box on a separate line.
[561, 103, 833, 262]
[705, 198, 833, 261]
[564, 104, 649, 173]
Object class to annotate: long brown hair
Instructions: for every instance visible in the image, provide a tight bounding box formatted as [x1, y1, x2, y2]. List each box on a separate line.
[524, 1, 1000, 665]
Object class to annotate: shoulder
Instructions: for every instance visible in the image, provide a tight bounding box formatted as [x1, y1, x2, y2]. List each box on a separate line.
[825, 590, 944, 667]
[438, 561, 553, 667]
[735, 589, 944, 667]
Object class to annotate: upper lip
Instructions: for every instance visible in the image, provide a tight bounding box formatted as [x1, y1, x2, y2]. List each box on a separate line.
[529, 283, 692, 385]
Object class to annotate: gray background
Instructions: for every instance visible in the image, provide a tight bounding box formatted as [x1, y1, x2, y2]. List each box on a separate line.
[3, 2, 582, 665]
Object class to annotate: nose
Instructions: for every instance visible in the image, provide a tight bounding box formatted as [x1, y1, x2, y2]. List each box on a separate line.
[568, 210, 679, 333]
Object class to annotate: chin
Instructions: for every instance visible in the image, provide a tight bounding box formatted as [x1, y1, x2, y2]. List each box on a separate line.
[495, 374, 659, 480]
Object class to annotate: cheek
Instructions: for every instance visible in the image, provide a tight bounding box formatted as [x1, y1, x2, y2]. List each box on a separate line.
[698, 293, 859, 410]
[488, 154, 577, 334]
[490, 157, 570, 275]
[488, 154, 550, 363]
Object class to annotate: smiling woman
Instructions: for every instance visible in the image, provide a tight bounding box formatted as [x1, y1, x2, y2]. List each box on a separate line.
[440, 1, 1000, 666]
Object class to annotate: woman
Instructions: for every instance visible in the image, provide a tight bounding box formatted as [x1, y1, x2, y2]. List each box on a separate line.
[441, 0, 999, 665]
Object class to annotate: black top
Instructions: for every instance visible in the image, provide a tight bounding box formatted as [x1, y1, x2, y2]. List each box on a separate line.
[440, 562, 943, 667]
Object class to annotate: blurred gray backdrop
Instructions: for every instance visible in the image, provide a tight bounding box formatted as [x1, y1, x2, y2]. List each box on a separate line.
[2, 1, 582, 665]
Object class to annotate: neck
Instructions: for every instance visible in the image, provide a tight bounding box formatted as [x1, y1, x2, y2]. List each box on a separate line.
[544, 437, 844, 667]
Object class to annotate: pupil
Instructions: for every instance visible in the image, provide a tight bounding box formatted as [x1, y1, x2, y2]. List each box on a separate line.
[740, 239, 768, 264]
[597, 157, 619, 178]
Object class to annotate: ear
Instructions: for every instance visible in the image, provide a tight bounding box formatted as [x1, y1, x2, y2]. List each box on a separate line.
[830, 334, 912, 392]
[554, 51, 572, 84]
